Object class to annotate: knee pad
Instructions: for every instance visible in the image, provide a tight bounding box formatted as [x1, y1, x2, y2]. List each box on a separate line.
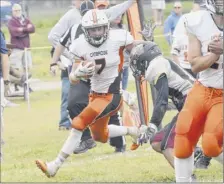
[92, 133, 108, 143]
[72, 116, 86, 131]
[202, 133, 222, 157]
[174, 135, 193, 158]
[71, 105, 99, 130]
[175, 110, 193, 135]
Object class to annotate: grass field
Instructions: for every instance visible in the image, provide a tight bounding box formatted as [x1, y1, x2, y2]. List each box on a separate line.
[2, 89, 223, 182]
[1, 1, 223, 183]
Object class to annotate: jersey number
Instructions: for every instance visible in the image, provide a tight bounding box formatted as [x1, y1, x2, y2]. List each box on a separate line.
[95, 58, 106, 74]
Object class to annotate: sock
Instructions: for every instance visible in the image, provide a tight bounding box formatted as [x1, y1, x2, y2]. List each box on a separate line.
[213, 152, 223, 164]
[108, 125, 128, 138]
[174, 153, 194, 182]
[54, 128, 82, 166]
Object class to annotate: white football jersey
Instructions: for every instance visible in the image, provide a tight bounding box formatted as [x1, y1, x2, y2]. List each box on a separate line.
[184, 10, 223, 89]
[172, 14, 191, 69]
[145, 56, 193, 97]
[69, 29, 134, 93]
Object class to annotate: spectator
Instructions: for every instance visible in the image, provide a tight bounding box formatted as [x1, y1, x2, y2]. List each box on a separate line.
[7, 3, 35, 91]
[0, 31, 10, 160]
[1, 31, 20, 107]
[163, 1, 182, 45]
[151, 0, 166, 26]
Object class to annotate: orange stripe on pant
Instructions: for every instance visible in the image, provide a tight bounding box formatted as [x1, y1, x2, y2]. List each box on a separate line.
[72, 93, 122, 143]
[174, 81, 223, 158]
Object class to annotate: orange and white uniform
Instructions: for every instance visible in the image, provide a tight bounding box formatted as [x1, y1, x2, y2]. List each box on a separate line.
[171, 14, 191, 69]
[174, 10, 223, 158]
[69, 29, 133, 142]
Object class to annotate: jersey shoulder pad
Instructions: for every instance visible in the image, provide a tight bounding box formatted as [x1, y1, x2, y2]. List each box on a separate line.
[109, 29, 133, 46]
[145, 56, 171, 84]
[184, 10, 207, 34]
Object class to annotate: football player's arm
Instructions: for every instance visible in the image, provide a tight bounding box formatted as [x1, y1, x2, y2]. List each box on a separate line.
[103, 0, 134, 21]
[69, 61, 82, 84]
[150, 73, 169, 128]
[188, 33, 220, 73]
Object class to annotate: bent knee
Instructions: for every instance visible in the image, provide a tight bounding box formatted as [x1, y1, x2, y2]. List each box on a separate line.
[202, 133, 222, 157]
[72, 116, 86, 131]
[151, 142, 162, 153]
[92, 134, 108, 143]
[174, 135, 193, 158]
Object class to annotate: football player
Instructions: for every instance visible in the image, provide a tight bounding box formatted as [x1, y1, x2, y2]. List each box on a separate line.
[129, 42, 211, 180]
[174, 0, 223, 182]
[35, 10, 145, 178]
[50, 0, 136, 153]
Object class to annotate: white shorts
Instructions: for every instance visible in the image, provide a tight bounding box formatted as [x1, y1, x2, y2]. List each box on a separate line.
[9, 49, 33, 69]
[151, 0, 166, 10]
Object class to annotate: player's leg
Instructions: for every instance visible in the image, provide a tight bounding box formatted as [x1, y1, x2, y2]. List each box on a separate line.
[109, 113, 126, 152]
[69, 103, 96, 154]
[194, 146, 212, 169]
[35, 94, 115, 177]
[150, 124, 168, 154]
[174, 83, 207, 182]
[202, 100, 223, 163]
[67, 81, 96, 154]
[160, 115, 177, 168]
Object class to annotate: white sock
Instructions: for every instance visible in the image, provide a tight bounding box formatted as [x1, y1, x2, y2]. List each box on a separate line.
[54, 128, 82, 165]
[108, 125, 128, 138]
[213, 152, 223, 164]
[174, 153, 194, 182]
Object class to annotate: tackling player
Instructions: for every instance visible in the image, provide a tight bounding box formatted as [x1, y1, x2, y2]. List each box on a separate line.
[174, 0, 223, 182]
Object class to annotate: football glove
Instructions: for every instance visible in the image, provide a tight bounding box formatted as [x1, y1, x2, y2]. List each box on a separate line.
[138, 123, 158, 145]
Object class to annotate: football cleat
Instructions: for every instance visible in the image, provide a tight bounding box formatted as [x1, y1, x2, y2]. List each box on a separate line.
[130, 143, 140, 151]
[35, 160, 60, 178]
[73, 138, 97, 154]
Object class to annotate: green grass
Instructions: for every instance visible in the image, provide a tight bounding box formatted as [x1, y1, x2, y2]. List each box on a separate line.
[2, 88, 222, 182]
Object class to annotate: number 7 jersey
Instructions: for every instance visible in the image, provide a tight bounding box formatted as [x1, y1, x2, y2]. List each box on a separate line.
[69, 29, 134, 93]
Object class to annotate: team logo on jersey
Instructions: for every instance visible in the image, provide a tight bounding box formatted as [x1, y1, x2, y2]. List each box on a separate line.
[90, 50, 108, 57]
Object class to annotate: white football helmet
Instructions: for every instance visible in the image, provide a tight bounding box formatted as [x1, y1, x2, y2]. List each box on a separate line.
[81, 9, 110, 47]
[206, 0, 223, 15]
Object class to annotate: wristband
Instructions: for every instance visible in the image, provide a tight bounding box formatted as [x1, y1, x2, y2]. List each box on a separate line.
[50, 63, 57, 67]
